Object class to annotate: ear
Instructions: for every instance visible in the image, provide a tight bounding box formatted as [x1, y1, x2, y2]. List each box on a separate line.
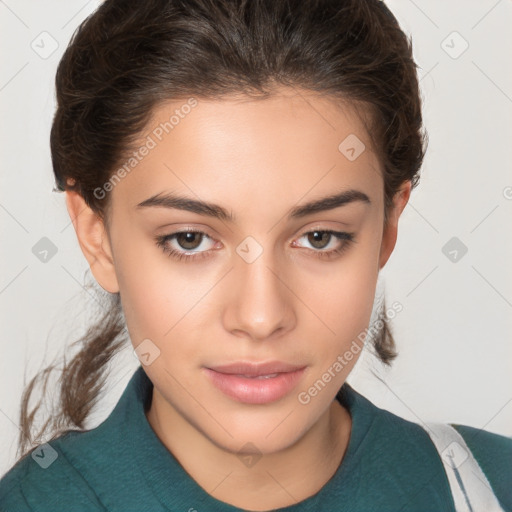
[378, 180, 412, 270]
[65, 190, 120, 294]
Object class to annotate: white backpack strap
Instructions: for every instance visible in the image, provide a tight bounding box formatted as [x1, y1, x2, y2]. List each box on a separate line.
[424, 422, 505, 512]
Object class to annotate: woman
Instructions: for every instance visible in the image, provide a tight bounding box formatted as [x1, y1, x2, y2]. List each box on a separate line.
[1, 0, 510, 510]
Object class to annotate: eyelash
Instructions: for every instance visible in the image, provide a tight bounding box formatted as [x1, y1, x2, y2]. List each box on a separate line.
[155, 228, 356, 262]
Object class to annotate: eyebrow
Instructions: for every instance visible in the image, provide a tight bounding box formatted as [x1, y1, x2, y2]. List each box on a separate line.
[135, 188, 371, 222]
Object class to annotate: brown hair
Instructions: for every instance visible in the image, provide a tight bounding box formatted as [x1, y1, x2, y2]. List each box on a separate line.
[17, 0, 427, 461]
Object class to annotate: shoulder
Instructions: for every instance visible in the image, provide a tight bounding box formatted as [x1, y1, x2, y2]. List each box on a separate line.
[339, 386, 456, 509]
[0, 367, 162, 511]
[453, 423, 512, 510]
[371, 406, 512, 511]
[371, 400, 512, 510]
[0, 432, 107, 512]
[340, 384, 512, 511]
[0, 455, 33, 511]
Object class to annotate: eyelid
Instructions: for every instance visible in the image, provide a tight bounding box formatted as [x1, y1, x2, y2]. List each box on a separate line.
[157, 224, 346, 246]
[156, 225, 355, 261]
[157, 228, 217, 251]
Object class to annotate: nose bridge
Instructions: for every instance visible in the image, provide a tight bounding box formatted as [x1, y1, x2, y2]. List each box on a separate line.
[225, 242, 294, 340]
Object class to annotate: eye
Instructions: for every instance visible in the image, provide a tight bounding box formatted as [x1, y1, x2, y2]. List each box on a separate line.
[155, 229, 217, 262]
[155, 228, 356, 262]
[292, 229, 355, 260]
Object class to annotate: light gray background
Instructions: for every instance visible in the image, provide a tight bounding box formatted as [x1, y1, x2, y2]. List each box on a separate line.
[1, 0, 511, 477]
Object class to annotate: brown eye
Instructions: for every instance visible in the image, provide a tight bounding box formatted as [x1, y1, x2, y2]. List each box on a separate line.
[155, 229, 217, 262]
[293, 229, 356, 260]
[175, 232, 203, 250]
[307, 231, 333, 249]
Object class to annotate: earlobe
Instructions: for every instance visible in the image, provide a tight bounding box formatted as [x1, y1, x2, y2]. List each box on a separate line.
[65, 190, 120, 294]
[378, 181, 412, 270]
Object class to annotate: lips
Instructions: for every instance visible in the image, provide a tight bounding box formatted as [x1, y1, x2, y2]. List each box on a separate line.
[203, 361, 307, 404]
[207, 361, 305, 377]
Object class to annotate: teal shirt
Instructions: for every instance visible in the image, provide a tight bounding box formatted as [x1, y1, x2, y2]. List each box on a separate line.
[1, 365, 511, 511]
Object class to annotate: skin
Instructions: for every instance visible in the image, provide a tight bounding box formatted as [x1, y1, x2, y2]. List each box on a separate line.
[66, 86, 411, 511]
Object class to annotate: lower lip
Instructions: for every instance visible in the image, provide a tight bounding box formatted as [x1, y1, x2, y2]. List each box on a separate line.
[203, 367, 306, 404]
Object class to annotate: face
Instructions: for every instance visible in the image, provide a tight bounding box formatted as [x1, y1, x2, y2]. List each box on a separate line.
[74, 86, 408, 455]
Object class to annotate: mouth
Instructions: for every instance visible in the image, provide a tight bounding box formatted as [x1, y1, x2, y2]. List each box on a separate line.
[203, 361, 307, 404]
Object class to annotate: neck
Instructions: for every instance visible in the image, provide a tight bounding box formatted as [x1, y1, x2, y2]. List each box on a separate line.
[146, 390, 351, 511]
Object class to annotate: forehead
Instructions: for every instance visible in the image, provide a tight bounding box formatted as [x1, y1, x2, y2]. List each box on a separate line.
[108, 87, 382, 216]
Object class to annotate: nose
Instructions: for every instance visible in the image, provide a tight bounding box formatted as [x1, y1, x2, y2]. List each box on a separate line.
[222, 249, 296, 342]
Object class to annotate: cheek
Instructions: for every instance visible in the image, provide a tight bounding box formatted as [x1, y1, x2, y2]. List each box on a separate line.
[293, 259, 378, 404]
[299, 247, 379, 347]
[114, 244, 220, 360]
[112, 243, 182, 341]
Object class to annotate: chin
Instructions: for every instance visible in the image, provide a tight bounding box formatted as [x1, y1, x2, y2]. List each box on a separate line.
[198, 408, 315, 456]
